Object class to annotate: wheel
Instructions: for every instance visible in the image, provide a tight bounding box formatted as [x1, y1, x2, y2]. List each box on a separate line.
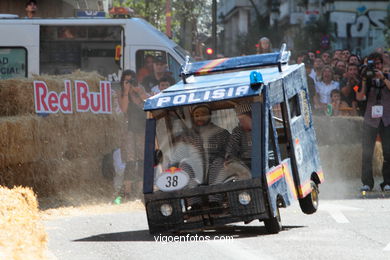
[264, 205, 282, 234]
[299, 180, 319, 214]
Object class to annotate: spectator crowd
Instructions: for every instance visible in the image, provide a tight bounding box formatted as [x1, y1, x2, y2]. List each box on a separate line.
[293, 46, 390, 193]
[294, 47, 390, 118]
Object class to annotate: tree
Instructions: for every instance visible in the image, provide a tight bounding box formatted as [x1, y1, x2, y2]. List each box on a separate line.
[113, 0, 212, 56]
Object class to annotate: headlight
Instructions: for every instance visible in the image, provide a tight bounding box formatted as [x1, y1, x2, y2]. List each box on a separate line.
[160, 204, 173, 216]
[238, 192, 251, 205]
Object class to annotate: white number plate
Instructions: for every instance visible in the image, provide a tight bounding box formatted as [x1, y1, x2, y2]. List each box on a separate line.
[156, 168, 189, 192]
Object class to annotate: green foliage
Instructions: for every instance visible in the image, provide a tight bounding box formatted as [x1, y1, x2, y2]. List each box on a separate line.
[294, 15, 334, 52]
[113, 0, 212, 51]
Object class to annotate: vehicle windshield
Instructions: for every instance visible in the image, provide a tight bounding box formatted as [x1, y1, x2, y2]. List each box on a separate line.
[153, 104, 253, 192]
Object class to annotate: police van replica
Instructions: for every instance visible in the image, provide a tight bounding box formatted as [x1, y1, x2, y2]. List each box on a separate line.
[142, 45, 324, 234]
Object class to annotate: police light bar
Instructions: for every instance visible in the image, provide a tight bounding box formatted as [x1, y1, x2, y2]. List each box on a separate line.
[181, 44, 290, 83]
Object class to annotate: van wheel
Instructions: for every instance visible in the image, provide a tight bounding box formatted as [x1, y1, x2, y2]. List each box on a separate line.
[299, 180, 319, 214]
[264, 205, 282, 234]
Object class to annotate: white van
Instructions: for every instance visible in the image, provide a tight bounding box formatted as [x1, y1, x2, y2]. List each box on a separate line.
[0, 17, 187, 81]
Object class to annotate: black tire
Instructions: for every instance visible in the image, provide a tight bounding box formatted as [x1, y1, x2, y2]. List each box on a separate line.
[264, 205, 282, 234]
[299, 180, 319, 214]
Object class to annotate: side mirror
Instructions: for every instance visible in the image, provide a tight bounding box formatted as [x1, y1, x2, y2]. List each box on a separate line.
[154, 149, 163, 165]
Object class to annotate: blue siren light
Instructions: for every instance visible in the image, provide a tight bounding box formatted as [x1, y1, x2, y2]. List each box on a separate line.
[249, 71, 263, 89]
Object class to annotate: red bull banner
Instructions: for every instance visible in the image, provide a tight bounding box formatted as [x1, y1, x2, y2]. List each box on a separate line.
[34, 80, 112, 114]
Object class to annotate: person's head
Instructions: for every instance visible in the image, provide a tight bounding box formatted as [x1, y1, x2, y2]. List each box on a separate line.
[120, 69, 137, 90]
[296, 52, 307, 64]
[304, 58, 313, 75]
[258, 37, 272, 53]
[367, 52, 383, 72]
[191, 105, 212, 127]
[144, 55, 155, 71]
[321, 51, 331, 64]
[153, 55, 167, 74]
[330, 89, 341, 103]
[346, 63, 359, 76]
[333, 49, 342, 60]
[321, 65, 334, 83]
[335, 60, 347, 73]
[235, 104, 252, 131]
[342, 49, 351, 62]
[307, 51, 316, 61]
[25, 0, 37, 18]
[348, 54, 361, 66]
[331, 58, 339, 68]
[313, 57, 324, 70]
[158, 76, 175, 91]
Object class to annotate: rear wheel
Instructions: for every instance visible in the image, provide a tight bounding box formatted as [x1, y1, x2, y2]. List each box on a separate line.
[264, 205, 282, 234]
[299, 180, 319, 214]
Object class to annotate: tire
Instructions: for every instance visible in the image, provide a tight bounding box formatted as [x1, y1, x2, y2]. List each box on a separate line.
[299, 180, 319, 214]
[264, 205, 282, 234]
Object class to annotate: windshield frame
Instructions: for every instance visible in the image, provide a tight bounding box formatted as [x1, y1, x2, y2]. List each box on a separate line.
[143, 98, 264, 194]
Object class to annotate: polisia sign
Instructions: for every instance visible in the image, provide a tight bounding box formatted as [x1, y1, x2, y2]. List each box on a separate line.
[34, 80, 112, 114]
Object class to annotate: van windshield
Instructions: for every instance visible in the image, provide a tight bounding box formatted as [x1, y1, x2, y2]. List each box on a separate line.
[153, 105, 252, 192]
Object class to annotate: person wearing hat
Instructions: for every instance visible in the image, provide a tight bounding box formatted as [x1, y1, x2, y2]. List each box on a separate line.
[141, 55, 170, 94]
[168, 104, 230, 187]
[216, 104, 253, 183]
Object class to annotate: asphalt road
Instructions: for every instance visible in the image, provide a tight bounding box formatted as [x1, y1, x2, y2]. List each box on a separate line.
[45, 196, 390, 260]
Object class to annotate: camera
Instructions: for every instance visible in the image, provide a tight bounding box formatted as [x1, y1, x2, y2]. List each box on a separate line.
[361, 60, 376, 79]
[125, 79, 138, 86]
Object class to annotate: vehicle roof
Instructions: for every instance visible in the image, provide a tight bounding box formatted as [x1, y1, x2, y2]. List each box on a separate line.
[144, 63, 301, 111]
[0, 17, 176, 49]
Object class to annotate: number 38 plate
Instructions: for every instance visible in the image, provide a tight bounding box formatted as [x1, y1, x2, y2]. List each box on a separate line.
[156, 168, 190, 192]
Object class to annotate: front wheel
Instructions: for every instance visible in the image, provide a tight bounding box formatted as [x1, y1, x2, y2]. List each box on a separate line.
[264, 205, 282, 234]
[299, 180, 319, 214]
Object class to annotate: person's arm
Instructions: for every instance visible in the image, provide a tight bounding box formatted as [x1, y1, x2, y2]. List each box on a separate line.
[356, 80, 367, 101]
[119, 85, 130, 113]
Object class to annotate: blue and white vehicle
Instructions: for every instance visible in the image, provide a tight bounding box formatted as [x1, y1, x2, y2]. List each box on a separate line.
[143, 45, 324, 234]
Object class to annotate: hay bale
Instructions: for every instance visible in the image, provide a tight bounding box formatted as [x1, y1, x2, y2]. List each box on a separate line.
[0, 71, 105, 117]
[0, 116, 40, 166]
[0, 156, 113, 198]
[0, 112, 124, 167]
[0, 186, 47, 259]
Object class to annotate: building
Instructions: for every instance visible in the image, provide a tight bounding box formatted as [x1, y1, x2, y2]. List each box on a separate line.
[218, 0, 389, 57]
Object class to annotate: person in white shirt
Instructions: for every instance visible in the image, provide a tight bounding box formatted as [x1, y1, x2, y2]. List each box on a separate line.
[314, 65, 339, 109]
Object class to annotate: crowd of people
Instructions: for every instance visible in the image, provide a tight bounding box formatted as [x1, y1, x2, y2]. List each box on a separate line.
[294, 47, 390, 119]
[292, 46, 390, 193]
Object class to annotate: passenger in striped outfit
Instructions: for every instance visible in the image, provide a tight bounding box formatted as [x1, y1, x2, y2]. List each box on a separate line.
[169, 104, 230, 187]
[214, 104, 253, 183]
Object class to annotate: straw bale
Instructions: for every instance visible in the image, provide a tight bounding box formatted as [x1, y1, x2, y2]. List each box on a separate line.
[0, 186, 47, 260]
[0, 116, 40, 166]
[0, 70, 105, 116]
[0, 111, 124, 167]
[0, 156, 112, 198]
